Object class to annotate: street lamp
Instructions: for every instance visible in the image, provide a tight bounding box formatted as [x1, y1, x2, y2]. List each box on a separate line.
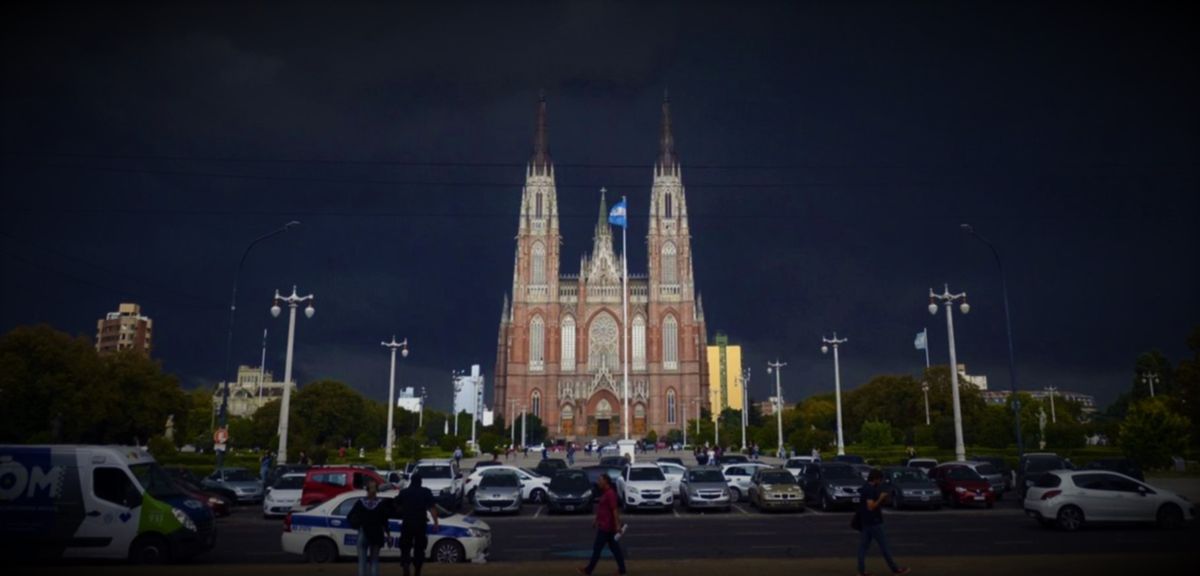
[740, 368, 750, 452]
[1044, 386, 1058, 424]
[929, 284, 970, 462]
[921, 382, 931, 426]
[821, 334, 848, 456]
[451, 370, 466, 437]
[381, 336, 409, 465]
[271, 285, 315, 465]
[961, 224, 1024, 457]
[1141, 372, 1159, 398]
[419, 387, 427, 429]
[216, 220, 299, 467]
[767, 360, 787, 458]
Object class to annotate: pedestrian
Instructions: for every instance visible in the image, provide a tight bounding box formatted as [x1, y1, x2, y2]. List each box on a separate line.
[812, 446, 821, 461]
[542, 445, 548, 460]
[396, 474, 439, 576]
[523, 444, 529, 458]
[348, 481, 390, 576]
[855, 469, 910, 576]
[707, 447, 716, 465]
[567, 443, 576, 466]
[298, 450, 311, 466]
[577, 473, 626, 576]
[259, 450, 272, 484]
[453, 446, 463, 467]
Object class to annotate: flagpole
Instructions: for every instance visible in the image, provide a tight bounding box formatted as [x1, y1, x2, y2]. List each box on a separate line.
[622, 195, 630, 441]
[923, 327, 930, 368]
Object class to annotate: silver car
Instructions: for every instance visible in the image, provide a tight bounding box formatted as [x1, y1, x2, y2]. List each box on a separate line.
[203, 467, 264, 503]
[680, 467, 732, 512]
[472, 470, 523, 515]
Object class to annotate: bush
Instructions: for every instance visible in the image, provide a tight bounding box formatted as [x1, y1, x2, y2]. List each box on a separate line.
[645, 429, 658, 443]
[1120, 398, 1191, 470]
[477, 432, 503, 458]
[147, 435, 177, 460]
[859, 420, 894, 450]
[439, 434, 465, 453]
[664, 429, 683, 445]
[397, 435, 423, 465]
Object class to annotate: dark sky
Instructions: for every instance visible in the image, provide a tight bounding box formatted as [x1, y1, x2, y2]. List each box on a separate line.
[2, 0, 1196, 413]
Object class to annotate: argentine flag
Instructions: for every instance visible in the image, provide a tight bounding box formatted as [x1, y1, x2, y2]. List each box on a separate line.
[608, 198, 628, 228]
[914, 329, 927, 350]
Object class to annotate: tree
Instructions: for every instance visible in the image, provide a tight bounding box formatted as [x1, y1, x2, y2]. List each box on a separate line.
[290, 380, 368, 448]
[477, 432, 503, 458]
[844, 375, 924, 438]
[859, 420, 894, 450]
[1120, 398, 1191, 470]
[664, 429, 683, 445]
[1174, 326, 1200, 445]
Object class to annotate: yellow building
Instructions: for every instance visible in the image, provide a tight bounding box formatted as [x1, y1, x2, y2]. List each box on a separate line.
[706, 333, 743, 421]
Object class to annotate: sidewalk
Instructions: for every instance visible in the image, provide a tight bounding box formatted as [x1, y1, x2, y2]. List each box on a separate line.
[22, 554, 1188, 576]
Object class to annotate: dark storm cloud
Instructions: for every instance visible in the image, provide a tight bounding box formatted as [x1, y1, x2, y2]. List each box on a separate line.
[1, 0, 1196, 410]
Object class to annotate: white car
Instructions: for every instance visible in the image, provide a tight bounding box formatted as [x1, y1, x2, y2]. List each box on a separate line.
[464, 465, 551, 503]
[282, 490, 491, 563]
[722, 463, 772, 501]
[617, 463, 674, 510]
[1024, 470, 1196, 531]
[414, 459, 465, 510]
[263, 472, 307, 518]
[656, 462, 687, 496]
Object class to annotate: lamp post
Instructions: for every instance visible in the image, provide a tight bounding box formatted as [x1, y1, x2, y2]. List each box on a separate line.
[508, 399, 519, 449]
[1045, 386, 1058, 423]
[271, 286, 315, 465]
[740, 368, 750, 452]
[419, 387, 427, 429]
[216, 220, 299, 467]
[821, 334, 848, 456]
[961, 224, 1024, 457]
[1141, 372, 1159, 398]
[381, 336, 409, 466]
[520, 403, 527, 449]
[929, 284, 970, 462]
[451, 370, 465, 437]
[767, 360, 786, 458]
[472, 373, 483, 451]
[922, 382, 931, 426]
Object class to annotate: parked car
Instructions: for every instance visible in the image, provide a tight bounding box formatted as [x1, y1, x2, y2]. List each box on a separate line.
[617, 463, 674, 510]
[1024, 470, 1196, 532]
[717, 454, 750, 465]
[203, 467, 264, 504]
[546, 469, 594, 514]
[833, 454, 866, 465]
[656, 461, 687, 496]
[748, 468, 805, 512]
[599, 455, 629, 468]
[472, 460, 504, 473]
[299, 466, 388, 508]
[282, 490, 491, 563]
[413, 459, 465, 510]
[526, 443, 546, 452]
[849, 463, 874, 481]
[944, 460, 1006, 499]
[1081, 458, 1145, 482]
[533, 458, 568, 478]
[599, 443, 620, 455]
[164, 466, 232, 517]
[969, 455, 1014, 491]
[1017, 453, 1073, 499]
[929, 463, 995, 508]
[581, 466, 623, 501]
[464, 465, 550, 503]
[881, 466, 942, 510]
[263, 472, 307, 518]
[680, 467, 733, 512]
[721, 462, 772, 501]
[799, 463, 864, 511]
[472, 470, 523, 515]
[266, 464, 311, 488]
[905, 458, 938, 474]
[784, 457, 818, 479]
[656, 457, 685, 466]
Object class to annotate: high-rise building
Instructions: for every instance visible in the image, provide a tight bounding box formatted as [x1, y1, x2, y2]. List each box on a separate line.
[494, 93, 710, 440]
[397, 387, 424, 414]
[706, 332, 744, 421]
[95, 302, 153, 355]
[454, 365, 484, 418]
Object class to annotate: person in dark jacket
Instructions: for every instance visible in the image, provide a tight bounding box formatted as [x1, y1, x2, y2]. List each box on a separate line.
[349, 481, 391, 576]
[396, 474, 439, 576]
[856, 469, 910, 576]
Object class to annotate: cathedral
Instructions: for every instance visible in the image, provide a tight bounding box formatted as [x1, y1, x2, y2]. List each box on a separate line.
[494, 93, 710, 441]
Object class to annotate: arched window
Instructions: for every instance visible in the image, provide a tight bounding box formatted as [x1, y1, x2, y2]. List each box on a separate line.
[663, 314, 679, 370]
[665, 192, 673, 219]
[632, 315, 647, 370]
[529, 315, 545, 371]
[531, 390, 541, 418]
[531, 242, 546, 285]
[595, 398, 613, 419]
[667, 389, 677, 424]
[561, 316, 576, 371]
[661, 242, 677, 285]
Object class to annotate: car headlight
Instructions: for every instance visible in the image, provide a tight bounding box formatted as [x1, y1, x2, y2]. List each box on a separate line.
[468, 527, 488, 538]
[955, 487, 967, 493]
[582, 490, 593, 499]
[208, 496, 223, 506]
[627, 486, 640, 495]
[172, 508, 197, 532]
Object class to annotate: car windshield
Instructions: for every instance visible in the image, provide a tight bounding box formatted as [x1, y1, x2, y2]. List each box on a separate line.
[550, 473, 591, 491]
[688, 470, 725, 483]
[223, 469, 256, 482]
[629, 468, 665, 482]
[974, 464, 998, 476]
[1026, 458, 1065, 473]
[130, 463, 184, 498]
[480, 473, 519, 488]
[760, 472, 795, 484]
[822, 466, 857, 480]
[891, 469, 928, 482]
[274, 475, 305, 490]
[417, 465, 453, 479]
[947, 467, 983, 481]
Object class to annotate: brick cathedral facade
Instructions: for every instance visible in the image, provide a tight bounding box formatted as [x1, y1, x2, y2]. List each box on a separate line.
[494, 94, 710, 441]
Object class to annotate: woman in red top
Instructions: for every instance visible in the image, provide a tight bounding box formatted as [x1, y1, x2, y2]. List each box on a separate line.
[579, 474, 626, 575]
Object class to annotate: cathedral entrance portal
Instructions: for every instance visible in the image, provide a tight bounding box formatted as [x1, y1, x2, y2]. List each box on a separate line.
[597, 419, 611, 437]
[589, 396, 616, 440]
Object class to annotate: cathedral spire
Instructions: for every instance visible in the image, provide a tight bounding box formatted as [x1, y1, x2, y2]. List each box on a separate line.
[595, 186, 611, 238]
[530, 90, 551, 173]
[657, 89, 677, 169]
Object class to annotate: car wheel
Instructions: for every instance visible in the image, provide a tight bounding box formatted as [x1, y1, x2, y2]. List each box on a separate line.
[303, 537, 339, 564]
[530, 488, 546, 503]
[1157, 504, 1185, 530]
[1056, 505, 1084, 532]
[129, 535, 171, 565]
[432, 539, 466, 563]
[730, 487, 741, 502]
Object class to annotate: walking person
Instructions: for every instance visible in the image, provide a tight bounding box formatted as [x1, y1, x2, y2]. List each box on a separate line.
[567, 443, 576, 466]
[259, 450, 272, 484]
[396, 474, 439, 576]
[453, 446, 463, 468]
[855, 469, 910, 576]
[348, 481, 391, 576]
[578, 473, 626, 575]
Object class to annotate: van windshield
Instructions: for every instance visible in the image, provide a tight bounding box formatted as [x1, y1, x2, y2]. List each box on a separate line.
[130, 463, 184, 498]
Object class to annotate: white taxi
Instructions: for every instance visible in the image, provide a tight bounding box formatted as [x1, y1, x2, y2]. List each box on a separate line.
[282, 490, 491, 563]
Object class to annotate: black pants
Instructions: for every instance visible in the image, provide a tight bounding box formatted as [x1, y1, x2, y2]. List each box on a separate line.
[399, 527, 428, 570]
[583, 529, 626, 575]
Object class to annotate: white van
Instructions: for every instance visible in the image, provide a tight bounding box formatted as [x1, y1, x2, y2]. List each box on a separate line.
[0, 445, 216, 563]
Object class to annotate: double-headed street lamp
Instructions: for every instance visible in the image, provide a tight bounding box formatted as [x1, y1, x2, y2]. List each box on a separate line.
[271, 286, 315, 465]
[451, 370, 466, 437]
[766, 360, 786, 458]
[929, 284, 970, 462]
[381, 336, 409, 465]
[821, 334, 848, 456]
[740, 368, 751, 452]
[1141, 372, 1159, 398]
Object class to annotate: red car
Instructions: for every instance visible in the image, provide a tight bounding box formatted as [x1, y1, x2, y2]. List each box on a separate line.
[300, 466, 389, 507]
[929, 464, 995, 508]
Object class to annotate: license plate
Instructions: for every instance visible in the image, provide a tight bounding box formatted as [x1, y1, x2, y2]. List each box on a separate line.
[974, 496, 985, 501]
[565, 505, 575, 511]
[491, 507, 502, 512]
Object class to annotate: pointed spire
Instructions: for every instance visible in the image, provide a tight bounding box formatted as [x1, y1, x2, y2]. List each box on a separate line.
[595, 186, 610, 236]
[500, 293, 511, 323]
[657, 89, 677, 168]
[530, 90, 551, 172]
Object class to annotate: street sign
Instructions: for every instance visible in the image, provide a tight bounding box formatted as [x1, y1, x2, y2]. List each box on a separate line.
[214, 427, 229, 446]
